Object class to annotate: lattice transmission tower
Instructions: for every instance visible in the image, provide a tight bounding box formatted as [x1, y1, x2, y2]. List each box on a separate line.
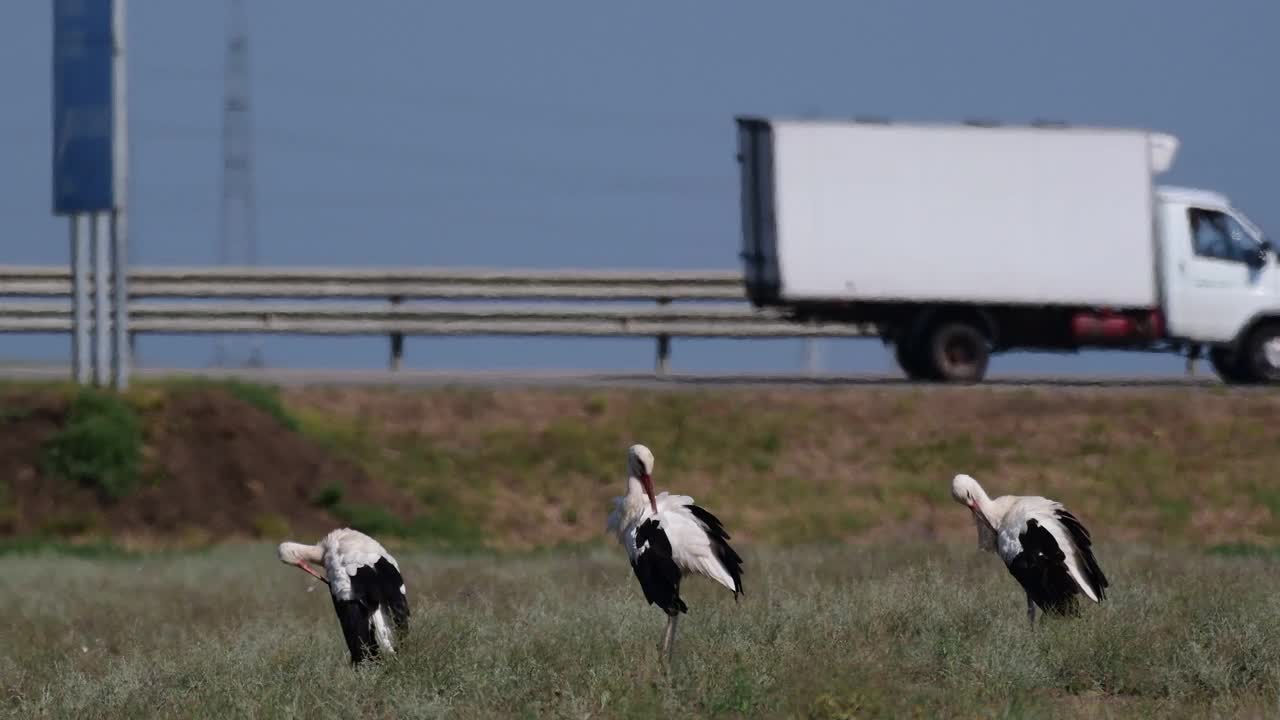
[213, 0, 263, 368]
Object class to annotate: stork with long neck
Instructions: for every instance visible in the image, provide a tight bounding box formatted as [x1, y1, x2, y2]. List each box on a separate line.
[607, 443, 745, 662]
[951, 473, 1109, 627]
[277, 527, 411, 665]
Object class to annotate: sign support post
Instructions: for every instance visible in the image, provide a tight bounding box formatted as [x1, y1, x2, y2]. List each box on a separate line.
[53, 0, 129, 390]
[110, 0, 130, 390]
[70, 215, 91, 384]
[92, 212, 110, 386]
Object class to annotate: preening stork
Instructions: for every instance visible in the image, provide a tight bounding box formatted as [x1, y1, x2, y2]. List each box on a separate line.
[277, 527, 410, 665]
[951, 473, 1109, 627]
[607, 443, 744, 661]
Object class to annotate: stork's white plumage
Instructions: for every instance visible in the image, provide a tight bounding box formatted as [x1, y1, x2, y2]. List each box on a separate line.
[607, 443, 744, 661]
[951, 473, 1109, 626]
[278, 527, 410, 665]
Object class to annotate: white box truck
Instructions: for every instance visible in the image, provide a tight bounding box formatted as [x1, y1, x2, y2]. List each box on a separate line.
[735, 115, 1279, 384]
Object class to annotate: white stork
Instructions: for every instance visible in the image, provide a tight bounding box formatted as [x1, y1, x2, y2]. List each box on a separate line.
[277, 527, 410, 665]
[606, 443, 744, 661]
[950, 473, 1109, 627]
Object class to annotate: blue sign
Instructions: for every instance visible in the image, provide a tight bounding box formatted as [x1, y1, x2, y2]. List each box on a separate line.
[53, 0, 116, 215]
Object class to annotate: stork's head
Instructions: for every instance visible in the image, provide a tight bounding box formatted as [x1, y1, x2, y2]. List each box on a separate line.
[277, 541, 329, 585]
[950, 473, 985, 510]
[628, 443, 657, 513]
[952, 473, 999, 552]
[277, 541, 304, 565]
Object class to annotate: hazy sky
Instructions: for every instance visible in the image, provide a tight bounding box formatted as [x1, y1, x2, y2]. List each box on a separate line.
[4, 1, 1278, 375]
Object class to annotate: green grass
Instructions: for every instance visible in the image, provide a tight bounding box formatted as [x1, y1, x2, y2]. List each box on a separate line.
[0, 536, 135, 559]
[272, 385, 1280, 550]
[4, 541, 1280, 719]
[155, 377, 301, 431]
[39, 387, 144, 501]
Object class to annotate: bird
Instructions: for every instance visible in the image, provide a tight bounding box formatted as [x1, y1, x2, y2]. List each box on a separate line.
[277, 527, 410, 665]
[606, 443, 744, 661]
[950, 473, 1109, 627]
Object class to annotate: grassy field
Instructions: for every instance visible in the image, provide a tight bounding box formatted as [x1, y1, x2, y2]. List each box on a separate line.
[5, 540, 1280, 719]
[6, 381, 1280, 717]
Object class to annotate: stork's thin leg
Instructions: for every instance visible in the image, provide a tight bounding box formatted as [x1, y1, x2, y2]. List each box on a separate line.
[1026, 593, 1037, 630]
[660, 613, 679, 662]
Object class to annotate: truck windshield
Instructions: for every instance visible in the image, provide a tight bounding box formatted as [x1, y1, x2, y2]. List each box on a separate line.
[1232, 208, 1272, 247]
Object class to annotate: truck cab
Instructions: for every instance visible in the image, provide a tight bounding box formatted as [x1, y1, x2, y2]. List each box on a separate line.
[1157, 185, 1280, 382]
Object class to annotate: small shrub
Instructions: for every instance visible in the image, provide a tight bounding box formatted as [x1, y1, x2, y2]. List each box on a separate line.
[0, 405, 33, 422]
[333, 503, 405, 537]
[39, 510, 102, 536]
[310, 481, 345, 509]
[561, 506, 578, 525]
[405, 510, 484, 547]
[583, 395, 608, 417]
[41, 388, 143, 501]
[252, 513, 291, 539]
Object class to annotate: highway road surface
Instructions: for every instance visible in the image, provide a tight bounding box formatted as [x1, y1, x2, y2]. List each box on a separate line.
[0, 364, 1239, 391]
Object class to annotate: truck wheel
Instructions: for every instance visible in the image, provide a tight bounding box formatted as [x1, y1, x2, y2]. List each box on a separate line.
[925, 322, 990, 383]
[1243, 325, 1280, 383]
[1208, 347, 1259, 384]
[895, 340, 937, 381]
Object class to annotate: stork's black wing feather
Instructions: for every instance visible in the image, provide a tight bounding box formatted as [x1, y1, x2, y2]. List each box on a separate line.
[1054, 508, 1109, 601]
[331, 595, 377, 665]
[686, 504, 745, 597]
[1006, 518, 1082, 616]
[369, 557, 411, 633]
[334, 556, 411, 666]
[632, 518, 687, 616]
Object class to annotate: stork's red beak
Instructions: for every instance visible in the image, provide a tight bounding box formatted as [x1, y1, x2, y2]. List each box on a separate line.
[641, 473, 657, 513]
[298, 562, 329, 585]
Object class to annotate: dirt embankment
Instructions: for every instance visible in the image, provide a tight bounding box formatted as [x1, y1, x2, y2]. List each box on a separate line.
[0, 387, 413, 545]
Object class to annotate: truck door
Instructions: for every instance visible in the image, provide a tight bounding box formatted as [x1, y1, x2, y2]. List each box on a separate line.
[1167, 206, 1274, 342]
[735, 118, 781, 305]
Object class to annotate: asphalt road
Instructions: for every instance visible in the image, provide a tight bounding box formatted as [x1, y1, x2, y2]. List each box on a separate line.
[0, 364, 1235, 391]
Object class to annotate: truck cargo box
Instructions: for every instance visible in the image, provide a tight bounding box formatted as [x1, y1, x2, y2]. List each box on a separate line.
[736, 117, 1179, 310]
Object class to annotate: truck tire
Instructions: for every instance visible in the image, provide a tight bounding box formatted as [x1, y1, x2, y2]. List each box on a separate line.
[1208, 347, 1259, 384]
[1243, 324, 1280, 383]
[895, 340, 938, 381]
[924, 322, 990, 383]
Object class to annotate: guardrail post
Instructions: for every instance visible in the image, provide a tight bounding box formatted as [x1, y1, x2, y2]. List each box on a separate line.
[389, 295, 404, 371]
[804, 337, 820, 376]
[655, 297, 671, 375]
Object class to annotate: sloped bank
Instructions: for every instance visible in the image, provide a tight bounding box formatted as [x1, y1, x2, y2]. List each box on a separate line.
[0, 382, 417, 545]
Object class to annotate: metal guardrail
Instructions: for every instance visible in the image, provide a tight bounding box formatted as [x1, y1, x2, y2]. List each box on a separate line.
[0, 265, 878, 372]
[0, 265, 747, 300]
